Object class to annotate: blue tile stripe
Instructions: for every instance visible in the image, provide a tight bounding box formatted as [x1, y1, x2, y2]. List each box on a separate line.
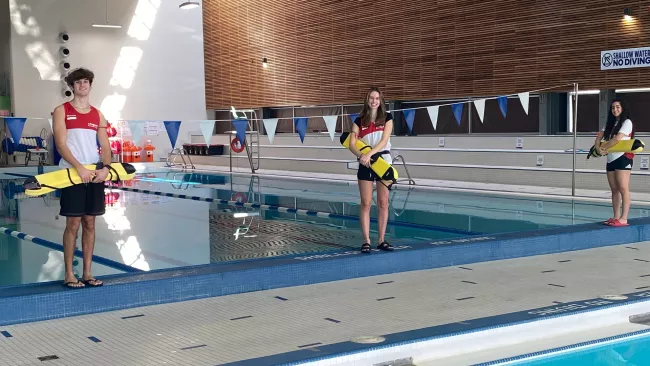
[0, 227, 141, 274]
[108, 186, 481, 236]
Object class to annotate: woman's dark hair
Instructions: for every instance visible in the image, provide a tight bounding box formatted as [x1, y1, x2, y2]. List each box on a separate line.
[358, 87, 387, 128]
[65, 67, 94, 88]
[603, 98, 633, 140]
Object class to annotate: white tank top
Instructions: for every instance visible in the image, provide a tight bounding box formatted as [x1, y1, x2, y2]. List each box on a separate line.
[58, 102, 100, 168]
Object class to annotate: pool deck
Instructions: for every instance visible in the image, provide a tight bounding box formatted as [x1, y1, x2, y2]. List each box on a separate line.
[2, 238, 650, 365]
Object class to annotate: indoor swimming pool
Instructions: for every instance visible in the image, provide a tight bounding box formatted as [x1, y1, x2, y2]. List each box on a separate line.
[1, 165, 649, 288]
[488, 329, 650, 365]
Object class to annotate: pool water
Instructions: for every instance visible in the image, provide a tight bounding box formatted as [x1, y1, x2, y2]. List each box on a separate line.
[0, 167, 648, 287]
[503, 331, 650, 365]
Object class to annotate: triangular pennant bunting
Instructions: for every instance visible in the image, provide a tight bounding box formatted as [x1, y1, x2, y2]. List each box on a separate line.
[127, 120, 146, 145]
[473, 99, 486, 123]
[349, 113, 359, 123]
[518, 92, 529, 115]
[323, 115, 338, 141]
[294, 117, 308, 143]
[5, 117, 26, 149]
[451, 103, 463, 126]
[232, 118, 248, 145]
[48, 118, 52, 131]
[199, 120, 215, 147]
[263, 118, 279, 144]
[497, 96, 508, 118]
[164, 120, 182, 148]
[403, 109, 415, 134]
[427, 106, 439, 130]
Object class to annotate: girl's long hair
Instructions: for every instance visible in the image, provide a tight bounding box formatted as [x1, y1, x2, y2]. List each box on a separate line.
[358, 87, 387, 128]
[603, 99, 633, 140]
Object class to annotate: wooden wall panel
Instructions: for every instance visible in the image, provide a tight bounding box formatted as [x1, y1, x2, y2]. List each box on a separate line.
[203, 0, 650, 109]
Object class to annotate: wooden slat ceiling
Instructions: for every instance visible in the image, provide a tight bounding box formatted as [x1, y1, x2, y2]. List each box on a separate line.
[203, 0, 650, 109]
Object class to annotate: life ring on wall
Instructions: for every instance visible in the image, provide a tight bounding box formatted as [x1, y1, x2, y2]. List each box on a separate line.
[230, 137, 245, 153]
[232, 192, 247, 203]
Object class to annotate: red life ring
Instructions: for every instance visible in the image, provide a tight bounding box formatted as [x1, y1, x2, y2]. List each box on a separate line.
[233, 192, 247, 203]
[230, 137, 245, 153]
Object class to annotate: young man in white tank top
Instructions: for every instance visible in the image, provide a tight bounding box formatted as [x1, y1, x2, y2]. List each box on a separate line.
[52, 68, 112, 289]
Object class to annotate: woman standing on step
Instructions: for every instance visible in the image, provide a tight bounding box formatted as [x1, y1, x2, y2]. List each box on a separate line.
[596, 98, 634, 227]
[349, 87, 394, 253]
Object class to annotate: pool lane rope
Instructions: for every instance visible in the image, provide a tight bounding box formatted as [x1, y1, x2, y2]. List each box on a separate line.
[108, 186, 483, 236]
[0, 227, 143, 273]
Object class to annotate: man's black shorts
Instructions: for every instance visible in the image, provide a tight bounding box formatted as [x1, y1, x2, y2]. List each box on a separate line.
[59, 182, 106, 217]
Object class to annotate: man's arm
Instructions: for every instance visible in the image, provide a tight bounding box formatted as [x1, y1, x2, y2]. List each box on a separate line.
[97, 111, 111, 165]
[52, 105, 84, 169]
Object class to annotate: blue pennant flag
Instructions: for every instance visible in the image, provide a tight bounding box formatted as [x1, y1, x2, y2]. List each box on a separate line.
[497, 96, 508, 118]
[294, 117, 308, 143]
[232, 118, 248, 145]
[451, 104, 463, 126]
[403, 109, 415, 134]
[349, 113, 359, 123]
[164, 121, 182, 148]
[5, 117, 26, 149]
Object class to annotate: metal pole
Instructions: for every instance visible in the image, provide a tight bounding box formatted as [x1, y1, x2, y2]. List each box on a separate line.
[571, 82, 579, 196]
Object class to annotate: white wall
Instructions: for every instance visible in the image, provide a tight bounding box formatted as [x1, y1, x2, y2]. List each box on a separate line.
[0, 0, 10, 99]
[7, 0, 206, 161]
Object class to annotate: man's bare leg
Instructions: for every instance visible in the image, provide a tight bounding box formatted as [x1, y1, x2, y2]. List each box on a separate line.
[81, 215, 102, 286]
[63, 217, 83, 288]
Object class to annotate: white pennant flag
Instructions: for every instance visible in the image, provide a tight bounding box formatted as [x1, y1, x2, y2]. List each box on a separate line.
[199, 120, 215, 147]
[127, 120, 146, 145]
[473, 99, 486, 123]
[323, 115, 338, 141]
[48, 118, 52, 131]
[427, 106, 439, 130]
[263, 118, 279, 144]
[518, 92, 530, 115]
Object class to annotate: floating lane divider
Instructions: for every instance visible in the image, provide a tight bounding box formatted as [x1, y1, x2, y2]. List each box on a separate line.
[109, 186, 483, 236]
[0, 227, 143, 273]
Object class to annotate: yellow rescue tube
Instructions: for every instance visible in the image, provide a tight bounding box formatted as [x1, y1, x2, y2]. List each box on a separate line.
[22, 162, 137, 196]
[340, 132, 399, 184]
[587, 139, 645, 160]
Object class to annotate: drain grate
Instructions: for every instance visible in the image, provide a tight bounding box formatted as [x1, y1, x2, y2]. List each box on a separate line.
[374, 357, 414, 366]
[630, 312, 650, 326]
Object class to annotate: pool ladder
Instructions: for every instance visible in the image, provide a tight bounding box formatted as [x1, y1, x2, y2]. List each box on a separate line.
[229, 108, 260, 174]
[392, 153, 416, 186]
[166, 148, 195, 170]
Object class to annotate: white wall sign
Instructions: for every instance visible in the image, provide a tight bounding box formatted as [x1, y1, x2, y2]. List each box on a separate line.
[516, 137, 523, 149]
[601, 46, 650, 70]
[438, 137, 445, 147]
[641, 157, 649, 170]
[536, 155, 544, 166]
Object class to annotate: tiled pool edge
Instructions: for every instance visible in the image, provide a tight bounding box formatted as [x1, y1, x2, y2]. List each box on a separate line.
[222, 291, 650, 366]
[1, 218, 650, 326]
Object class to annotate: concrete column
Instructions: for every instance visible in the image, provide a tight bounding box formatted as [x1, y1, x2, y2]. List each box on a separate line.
[538, 92, 564, 135]
[599, 89, 616, 130]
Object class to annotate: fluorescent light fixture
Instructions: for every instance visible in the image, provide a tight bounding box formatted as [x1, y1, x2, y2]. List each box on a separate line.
[569, 89, 600, 95]
[233, 212, 260, 218]
[616, 87, 650, 93]
[92, 24, 122, 28]
[179, 1, 200, 9]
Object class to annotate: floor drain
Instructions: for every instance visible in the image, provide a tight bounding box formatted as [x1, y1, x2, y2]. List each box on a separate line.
[599, 295, 628, 301]
[351, 335, 385, 344]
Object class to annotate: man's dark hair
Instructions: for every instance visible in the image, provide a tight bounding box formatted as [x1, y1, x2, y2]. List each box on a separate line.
[65, 68, 94, 88]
